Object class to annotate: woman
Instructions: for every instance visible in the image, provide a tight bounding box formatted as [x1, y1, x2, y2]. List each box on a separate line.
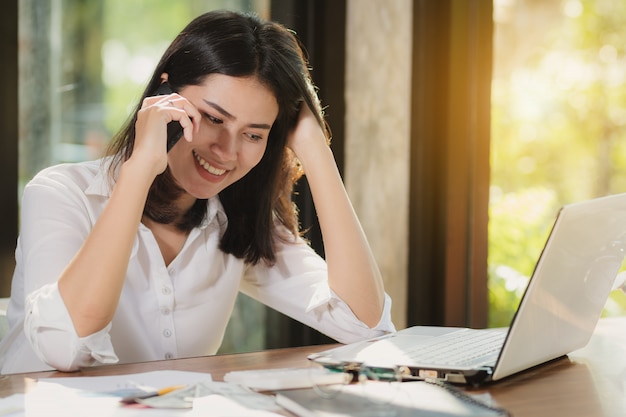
[0, 10, 394, 374]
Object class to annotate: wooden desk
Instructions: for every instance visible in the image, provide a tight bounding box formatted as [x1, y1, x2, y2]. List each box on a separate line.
[2, 317, 626, 416]
[471, 316, 626, 417]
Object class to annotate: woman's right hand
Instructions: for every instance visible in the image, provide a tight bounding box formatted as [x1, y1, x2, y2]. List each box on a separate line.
[57, 90, 201, 339]
[131, 92, 200, 178]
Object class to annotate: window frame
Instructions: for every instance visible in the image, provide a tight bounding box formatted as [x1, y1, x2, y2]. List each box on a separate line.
[0, 0, 18, 297]
[408, 0, 492, 328]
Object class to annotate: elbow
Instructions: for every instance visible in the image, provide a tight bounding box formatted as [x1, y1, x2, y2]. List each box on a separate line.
[362, 308, 385, 329]
[360, 292, 395, 331]
[28, 327, 85, 372]
[23, 283, 117, 371]
[356, 296, 386, 329]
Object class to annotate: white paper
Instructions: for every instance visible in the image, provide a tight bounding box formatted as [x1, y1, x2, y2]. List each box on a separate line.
[190, 395, 283, 417]
[9, 371, 287, 416]
[0, 394, 24, 417]
[24, 370, 213, 416]
[38, 370, 211, 393]
[139, 380, 280, 410]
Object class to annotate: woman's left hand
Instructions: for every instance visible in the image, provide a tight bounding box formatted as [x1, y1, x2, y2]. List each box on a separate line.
[286, 104, 327, 160]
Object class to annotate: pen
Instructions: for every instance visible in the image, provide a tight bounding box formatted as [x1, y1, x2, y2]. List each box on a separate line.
[120, 384, 186, 404]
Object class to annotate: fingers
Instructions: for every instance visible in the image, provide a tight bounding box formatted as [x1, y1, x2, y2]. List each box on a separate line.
[142, 93, 200, 143]
[162, 96, 198, 143]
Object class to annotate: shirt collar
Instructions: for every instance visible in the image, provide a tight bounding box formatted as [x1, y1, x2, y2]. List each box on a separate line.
[85, 157, 115, 197]
[85, 157, 228, 230]
[203, 196, 228, 230]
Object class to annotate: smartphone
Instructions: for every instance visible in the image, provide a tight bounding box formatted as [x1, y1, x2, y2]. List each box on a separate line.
[151, 82, 184, 152]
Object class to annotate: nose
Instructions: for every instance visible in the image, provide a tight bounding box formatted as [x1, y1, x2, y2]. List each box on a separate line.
[210, 129, 237, 162]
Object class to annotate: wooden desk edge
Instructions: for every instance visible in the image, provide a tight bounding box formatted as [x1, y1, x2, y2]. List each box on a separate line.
[0, 343, 340, 397]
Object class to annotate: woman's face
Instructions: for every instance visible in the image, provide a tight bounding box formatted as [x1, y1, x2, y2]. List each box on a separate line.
[167, 74, 279, 200]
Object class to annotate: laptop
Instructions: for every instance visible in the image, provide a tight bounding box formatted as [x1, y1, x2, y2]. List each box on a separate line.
[309, 193, 626, 386]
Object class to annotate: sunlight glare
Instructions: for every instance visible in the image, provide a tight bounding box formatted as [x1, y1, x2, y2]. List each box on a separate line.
[495, 265, 529, 293]
[101, 39, 128, 86]
[563, 0, 583, 18]
[598, 44, 618, 64]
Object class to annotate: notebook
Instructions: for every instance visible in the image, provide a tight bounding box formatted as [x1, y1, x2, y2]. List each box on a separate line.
[309, 192, 626, 386]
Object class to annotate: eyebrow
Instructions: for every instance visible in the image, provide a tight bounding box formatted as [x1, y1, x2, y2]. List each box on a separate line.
[203, 99, 273, 130]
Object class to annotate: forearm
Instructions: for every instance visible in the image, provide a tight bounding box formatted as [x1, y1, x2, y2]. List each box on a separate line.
[58, 160, 153, 336]
[295, 141, 385, 327]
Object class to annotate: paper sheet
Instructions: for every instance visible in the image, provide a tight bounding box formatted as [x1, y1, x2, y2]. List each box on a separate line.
[0, 394, 24, 416]
[190, 395, 284, 417]
[38, 370, 211, 393]
[139, 381, 281, 412]
[15, 370, 284, 416]
[26, 370, 213, 416]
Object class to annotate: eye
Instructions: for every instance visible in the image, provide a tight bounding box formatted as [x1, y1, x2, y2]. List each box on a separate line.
[245, 132, 264, 142]
[204, 113, 223, 125]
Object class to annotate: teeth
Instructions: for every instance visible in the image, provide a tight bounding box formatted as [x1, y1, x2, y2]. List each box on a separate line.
[193, 151, 226, 176]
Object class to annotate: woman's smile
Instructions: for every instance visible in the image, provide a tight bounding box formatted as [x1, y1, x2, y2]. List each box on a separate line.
[193, 150, 227, 176]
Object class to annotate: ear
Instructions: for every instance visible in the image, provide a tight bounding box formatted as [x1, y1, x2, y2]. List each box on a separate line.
[160, 72, 169, 83]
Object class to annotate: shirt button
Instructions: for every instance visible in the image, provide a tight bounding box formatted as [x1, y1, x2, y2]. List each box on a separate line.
[162, 287, 172, 295]
[163, 329, 172, 338]
[165, 353, 173, 359]
[161, 307, 171, 315]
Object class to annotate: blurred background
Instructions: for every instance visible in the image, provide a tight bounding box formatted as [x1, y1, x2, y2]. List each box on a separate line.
[1, 0, 625, 350]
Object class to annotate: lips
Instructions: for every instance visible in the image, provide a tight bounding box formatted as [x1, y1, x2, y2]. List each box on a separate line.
[193, 150, 227, 176]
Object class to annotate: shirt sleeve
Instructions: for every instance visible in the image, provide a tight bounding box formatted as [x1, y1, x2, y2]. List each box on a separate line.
[24, 283, 118, 371]
[17, 166, 118, 371]
[240, 236, 396, 344]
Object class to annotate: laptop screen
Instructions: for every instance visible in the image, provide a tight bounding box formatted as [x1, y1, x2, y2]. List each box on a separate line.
[494, 193, 626, 380]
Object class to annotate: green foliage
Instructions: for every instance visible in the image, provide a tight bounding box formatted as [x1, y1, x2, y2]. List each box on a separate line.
[101, 1, 201, 136]
[490, 0, 626, 325]
[100, 0, 264, 137]
[488, 188, 558, 327]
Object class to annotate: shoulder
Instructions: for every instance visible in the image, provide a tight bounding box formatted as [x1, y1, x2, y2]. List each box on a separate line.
[25, 158, 109, 195]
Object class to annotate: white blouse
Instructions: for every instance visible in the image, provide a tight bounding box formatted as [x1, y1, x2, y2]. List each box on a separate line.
[0, 159, 394, 374]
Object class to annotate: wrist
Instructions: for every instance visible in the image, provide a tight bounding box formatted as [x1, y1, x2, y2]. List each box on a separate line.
[119, 157, 159, 190]
[290, 135, 333, 172]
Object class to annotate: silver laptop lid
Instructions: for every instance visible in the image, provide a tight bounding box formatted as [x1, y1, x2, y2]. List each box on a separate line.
[493, 193, 626, 380]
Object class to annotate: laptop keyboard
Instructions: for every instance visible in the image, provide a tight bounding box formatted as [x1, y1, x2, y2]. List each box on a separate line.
[404, 329, 506, 367]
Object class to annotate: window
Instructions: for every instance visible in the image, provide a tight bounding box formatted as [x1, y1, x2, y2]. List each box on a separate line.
[490, 0, 626, 326]
[19, 0, 269, 190]
[18, 0, 270, 354]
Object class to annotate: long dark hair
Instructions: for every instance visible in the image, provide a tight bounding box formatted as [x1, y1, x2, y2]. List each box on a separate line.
[106, 10, 328, 265]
